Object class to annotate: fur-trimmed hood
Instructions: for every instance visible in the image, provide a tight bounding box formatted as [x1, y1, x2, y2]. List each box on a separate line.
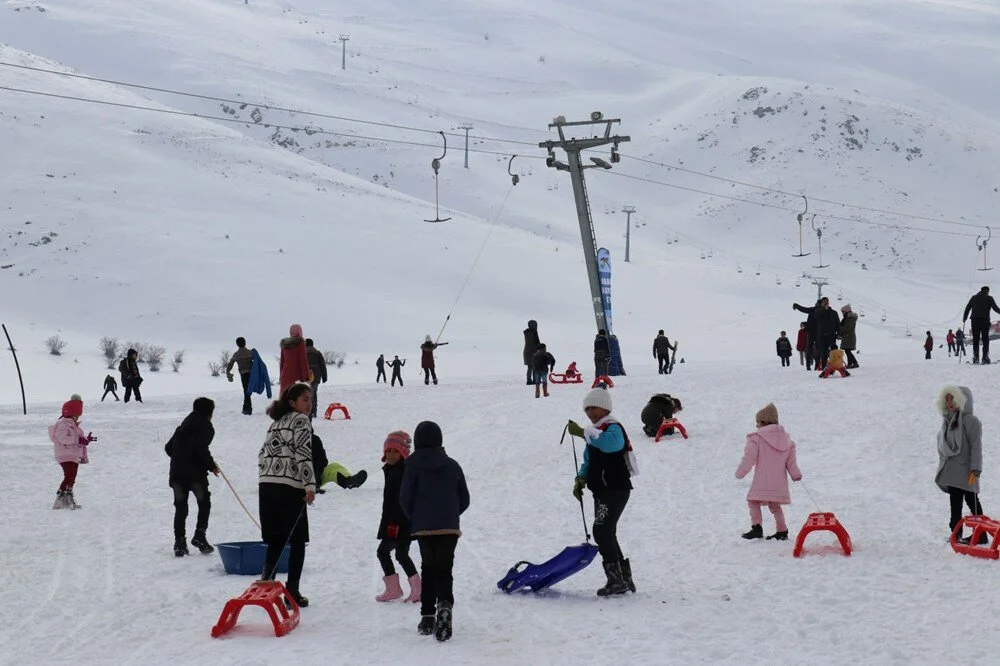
[280, 336, 305, 350]
[935, 385, 972, 416]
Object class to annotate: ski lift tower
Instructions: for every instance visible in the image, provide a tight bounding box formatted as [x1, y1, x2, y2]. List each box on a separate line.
[806, 275, 829, 301]
[539, 112, 630, 332]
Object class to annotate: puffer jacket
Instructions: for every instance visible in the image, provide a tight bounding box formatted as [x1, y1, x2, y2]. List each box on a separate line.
[50, 417, 87, 464]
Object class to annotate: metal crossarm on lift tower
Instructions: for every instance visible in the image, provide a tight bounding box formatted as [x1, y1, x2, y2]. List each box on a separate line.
[539, 113, 631, 332]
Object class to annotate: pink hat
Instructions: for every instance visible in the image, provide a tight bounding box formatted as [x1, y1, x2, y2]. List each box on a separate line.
[382, 431, 412, 462]
[62, 399, 83, 419]
[289, 324, 303, 338]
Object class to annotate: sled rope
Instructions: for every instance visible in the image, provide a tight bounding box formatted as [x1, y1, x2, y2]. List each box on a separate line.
[798, 479, 822, 513]
[434, 180, 516, 343]
[263, 505, 306, 582]
[221, 468, 261, 530]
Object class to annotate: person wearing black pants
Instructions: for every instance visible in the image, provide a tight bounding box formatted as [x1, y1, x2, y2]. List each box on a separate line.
[165, 397, 219, 557]
[258, 383, 316, 607]
[935, 385, 986, 545]
[375, 431, 420, 602]
[389, 356, 405, 387]
[963, 286, 1000, 364]
[101, 375, 120, 402]
[569, 386, 635, 597]
[400, 421, 470, 642]
[376, 354, 388, 384]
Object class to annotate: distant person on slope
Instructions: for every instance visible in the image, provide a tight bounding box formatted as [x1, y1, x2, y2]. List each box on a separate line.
[421, 336, 447, 385]
[119, 348, 143, 403]
[946, 329, 956, 357]
[279, 324, 312, 395]
[653, 330, 676, 375]
[925, 331, 934, 360]
[523, 320, 540, 385]
[165, 397, 219, 557]
[389, 355, 406, 387]
[838, 305, 859, 369]
[101, 374, 119, 402]
[226, 337, 254, 415]
[49, 394, 96, 510]
[531, 343, 556, 399]
[305, 338, 327, 419]
[593, 329, 612, 378]
[775, 331, 793, 367]
[792, 300, 822, 371]
[934, 386, 986, 544]
[795, 322, 809, 368]
[735, 403, 802, 541]
[955, 328, 967, 358]
[962, 286, 1000, 364]
[376, 354, 388, 384]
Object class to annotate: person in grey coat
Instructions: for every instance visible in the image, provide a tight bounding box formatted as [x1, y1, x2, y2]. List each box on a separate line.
[838, 305, 859, 369]
[934, 385, 986, 544]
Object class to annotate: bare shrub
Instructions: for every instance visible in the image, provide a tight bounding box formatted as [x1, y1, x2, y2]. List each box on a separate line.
[208, 361, 223, 377]
[220, 350, 232, 369]
[100, 336, 120, 367]
[45, 335, 67, 356]
[323, 350, 346, 368]
[171, 350, 185, 373]
[146, 345, 166, 372]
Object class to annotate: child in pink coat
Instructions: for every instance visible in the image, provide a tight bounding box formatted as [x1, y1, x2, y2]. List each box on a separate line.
[48, 394, 97, 510]
[735, 403, 802, 540]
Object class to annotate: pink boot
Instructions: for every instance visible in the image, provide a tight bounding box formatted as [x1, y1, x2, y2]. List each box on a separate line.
[404, 574, 422, 603]
[376, 574, 403, 602]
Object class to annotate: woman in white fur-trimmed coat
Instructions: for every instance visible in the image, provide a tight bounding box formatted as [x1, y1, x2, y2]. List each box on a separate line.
[934, 385, 986, 543]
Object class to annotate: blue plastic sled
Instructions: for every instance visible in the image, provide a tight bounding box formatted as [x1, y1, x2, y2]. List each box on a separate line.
[497, 543, 599, 593]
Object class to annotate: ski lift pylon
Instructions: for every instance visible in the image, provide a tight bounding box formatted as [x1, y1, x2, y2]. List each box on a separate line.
[977, 226, 993, 271]
[424, 131, 452, 223]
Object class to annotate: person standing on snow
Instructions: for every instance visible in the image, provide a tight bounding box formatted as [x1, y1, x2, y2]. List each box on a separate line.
[838, 304, 859, 369]
[795, 322, 809, 368]
[421, 336, 447, 385]
[775, 331, 793, 367]
[165, 397, 219, 557]
[305, 339, 327, 420]
[735, 403, 802, 541]
[793, 300, 823, 371]
[925, 331, 934, 360]
[101, 374, 119, 402]
[814, 297, 841, 369]
[653, 330, 676, 375]
[593, 329, 612, 378]
[523, 320, 540, 385]
[962, 286, 1000, 364]
[530, 343, 556, 398]
[934, 385, 986, 544]
[389, 355, 406, 387]
[49, 395, 96, 510]
[568, 387, 636, 597]
[955, 328, 967, 358]
[226, 337, 254, 415]
[119, 348, 143, 403]
[376, 354, 388, 384]
[279, 324, 312, 396]
[946, 329, 956, 357]
[374, 431, 421, 604]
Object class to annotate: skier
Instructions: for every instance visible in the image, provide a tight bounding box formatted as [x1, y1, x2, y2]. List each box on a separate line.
[934, 385, 986, 544]
[792, 300, 822, 371]
[420, 336, 447, 385]
[531, 343, 556, 398]
[119, 348, 143, 403]
[400, 421, 470, 641]
[49, 394, 96, 510]
[278, 324, 312, 396]
[775, 331, 793, 367]
[375, 431, 421, 603]
[640, 393, 682, 437]
[839, 305, 860, 369]
[962, 286, 1000, 364]
[523, 320, 540, 385]
[165, 397, 219, 556]
[101, 374, 119, 402]
[376, 354, 388, 384]
[389, 355, 406, 387]
[593, 329, 611, 378]
[947, 329, 956, 356]
[795, 322, 808, 368]
[568, 387, 636, 597]
[652, 330, 676, 375]
[259, 383, 315, 608]
[225, 337, 254, 415]
[956, 328, 967, 358]
[305, 338, 327, 419]
[735, 403, 802, 541]
[925, 331, 934, 360]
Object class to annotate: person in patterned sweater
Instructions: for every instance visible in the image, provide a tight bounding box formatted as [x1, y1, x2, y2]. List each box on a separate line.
[259, 383, 316, 607]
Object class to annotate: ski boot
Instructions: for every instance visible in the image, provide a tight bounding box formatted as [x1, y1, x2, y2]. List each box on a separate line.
[64, 489, 81, 510]
[191, 529, 214, 554]
[596, 560, 629, 597]
[619, 558, 636, 593]
[174, 537, 189, 557]
[741, 524, 763, 540]
[766, 530, 789, 541]
[417, 616, 435, 636]
[52, 490, 67, 510]
[434, 600, 453, 642]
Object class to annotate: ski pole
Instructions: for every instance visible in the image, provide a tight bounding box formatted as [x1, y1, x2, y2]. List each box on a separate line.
[263, 504, 306, 582]
[797, 479, 822, 513]
[220, 468, 261, 529]
[568, 432, 592, 542]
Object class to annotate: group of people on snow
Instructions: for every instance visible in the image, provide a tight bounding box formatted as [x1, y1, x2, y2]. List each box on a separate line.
[788, 297, 859, 374]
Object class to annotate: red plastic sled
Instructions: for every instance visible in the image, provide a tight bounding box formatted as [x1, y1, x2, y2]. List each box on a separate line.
[950, 515, 1000, 560]
[793, 512, 852, 557]
[591, 375, 614, 388]
[324, 403, 351, 420]
[549, 372, 583, 385]
[654, 418, 688, 441]
[211, 580, 300, 638]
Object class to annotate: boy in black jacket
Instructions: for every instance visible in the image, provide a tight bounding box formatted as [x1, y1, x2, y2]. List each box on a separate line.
[165, 397, 219, 557]
[531, 343, 556, 399]
[101, 374, 119, 402]
[776, 331, 793, 367]
[375, 431, 420, 603]
[400, 421, 470, 642]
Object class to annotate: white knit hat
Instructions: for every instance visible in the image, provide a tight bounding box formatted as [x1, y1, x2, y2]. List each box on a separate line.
[582, 386, 613, 412]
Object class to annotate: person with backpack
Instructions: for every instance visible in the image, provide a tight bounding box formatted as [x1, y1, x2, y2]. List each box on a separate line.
[531, 343, 556, 399]
[226, 337, 254, 415]
[101, 374, 119, 402]
[305, 339, 327, 419]
[925, 331, 934, 360]
[119, 348, 143, 403]
[523, 320, 540, 385]
[962, 286, 1000, 364]
[775, 331, 793, 367]
[955, 328, 967, 358]
[568, 387, 636, 597]
[421, 336, 447, 385]
[165, 398, 219, 557]
[652, 330, 676, 375]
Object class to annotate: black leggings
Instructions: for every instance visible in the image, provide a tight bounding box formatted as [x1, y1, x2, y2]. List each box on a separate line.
[377, 538, 417, 577]
[949, 486, 984, 531]
[418, 534, 458, 616]
[592, 489, 630, 562]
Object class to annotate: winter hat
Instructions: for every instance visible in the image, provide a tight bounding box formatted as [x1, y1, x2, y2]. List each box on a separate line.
[582, 386, 613, 413]
[756, 403, 779, 426]
[414, 421, 443, 449]
[382, 430, 412, 461]
[62, 398, 84, 419]
[841, 304, 852, 314]
[289, 324, 303, 338]
[70, 394, 82, 402]
[192, 397, 215, 419]
[425, 334, 432, 343]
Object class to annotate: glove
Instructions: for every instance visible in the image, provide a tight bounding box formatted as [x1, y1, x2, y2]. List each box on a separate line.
[227, 373, 234, 382]
[87, 432, 97, 442]
[792, 475, 802, 482]
[567, 420, 585, 438]
[971, 471, 981, 484]
[572, 476, 586, 501]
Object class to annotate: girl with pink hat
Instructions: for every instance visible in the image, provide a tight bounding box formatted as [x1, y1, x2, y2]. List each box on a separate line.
[48, 394, 97, 509]
[375, 431, 421, 603]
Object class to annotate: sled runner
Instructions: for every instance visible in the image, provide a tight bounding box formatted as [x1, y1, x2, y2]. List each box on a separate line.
[950, 515, 1000, 560]
[323, 403, 351, 420]
[793, 512, 852, 558]
[211, 580, 300, 638]
[497, 543, 600, 593]
[654, 418, 688, 441]
[550, 363, 583, 384]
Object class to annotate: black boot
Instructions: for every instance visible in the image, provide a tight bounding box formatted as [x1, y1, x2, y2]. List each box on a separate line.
[766, 530, 789, 541]
[434, 600, 453, 642]
[596, 560, 628, 597]
[337, 470, 368, 489]
[984, 355, 991, 365]
[173, 536, 189, 557]
[191, 529, 214, 554]
[417, 616, 435, 636]
[285, 586, 309, 608]
[619, 558, 636, 593]
[742, 524, 763, 540]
